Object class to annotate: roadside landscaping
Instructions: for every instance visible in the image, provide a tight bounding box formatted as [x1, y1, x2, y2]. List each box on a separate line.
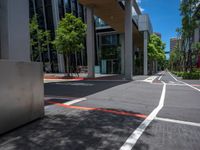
[172, 69, 200, 80]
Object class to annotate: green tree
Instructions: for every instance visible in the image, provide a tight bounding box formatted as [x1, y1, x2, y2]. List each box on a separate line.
[180, 0, 200, 71]
[30, 15, 51, 63]
[169, 44, 183, 71]
[148, 34, 166, 74]
[192, 42, 200, 66]
[53, 13, 86, 76]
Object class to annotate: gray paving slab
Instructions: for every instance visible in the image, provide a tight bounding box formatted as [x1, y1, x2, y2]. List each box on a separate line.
[180, 79, 200, 90]
[158, 83, 200, 123]
[134, 120, 200, 150]
[74, 81, 163, 115]
[1, 71, 200, 150]
[44, 80, 130, 98]
[0, 104, 143, 150]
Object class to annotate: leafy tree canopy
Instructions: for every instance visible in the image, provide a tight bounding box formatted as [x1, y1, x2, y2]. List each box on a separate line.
[30, 14, 51, 60]
[148, 34, 166, 63]
[53, 13, 86, 55]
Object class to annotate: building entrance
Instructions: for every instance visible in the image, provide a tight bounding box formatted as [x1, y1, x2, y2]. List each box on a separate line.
[99, 34, 121, 74]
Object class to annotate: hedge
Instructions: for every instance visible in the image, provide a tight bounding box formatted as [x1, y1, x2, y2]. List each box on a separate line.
[182, 72, 200, 80]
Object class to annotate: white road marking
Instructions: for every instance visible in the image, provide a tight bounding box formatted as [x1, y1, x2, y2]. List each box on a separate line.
[168, 71, 200, 92]
[63, 97, 87, 105]
[158, 75, 162, 80]
[179, 80, 200, 92]
[167, 83, 186, 86]
[120, 82, 166, 150]
[168, 71, 178, 81]
[152, 82, 199, 87]
[143, 76, 158, 83]
[155, 117, 200, 127]
[45, 97, 87, 110]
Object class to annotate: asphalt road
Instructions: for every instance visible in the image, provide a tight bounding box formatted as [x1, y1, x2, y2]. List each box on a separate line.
[0, 71, 200, 150]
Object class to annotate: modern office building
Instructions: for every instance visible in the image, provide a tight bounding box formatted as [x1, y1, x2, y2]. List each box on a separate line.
[170, 38, 181, 52]
[193, 3, 200, 68]
[29, 0, 86, 73]
[193, 3, 200, 44]
[0, 0, 30, 61]
[1, 0, 153, 79]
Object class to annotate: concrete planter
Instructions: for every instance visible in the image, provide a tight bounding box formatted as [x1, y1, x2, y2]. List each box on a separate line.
[0, 60, 44, 134]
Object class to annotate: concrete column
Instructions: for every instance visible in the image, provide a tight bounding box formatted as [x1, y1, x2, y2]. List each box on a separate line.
[86, 7, 95, 78]
[120, 34, 125, 74]
[124, 0, 133, 80]
[52, 0, 65, 73]
[143, 31, 148, 75]
[139, 51, 143, 74]
[133, 44, 136, 75]
[0, 0, 30, 61]
[155, 60, 158, 73]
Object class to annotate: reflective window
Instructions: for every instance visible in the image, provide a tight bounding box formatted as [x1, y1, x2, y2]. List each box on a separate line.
[71, 0, 78, 17]
[78, 3, 84, 21]
[102, 35, 119, 45]
[29, 0, 35, 18]
[64, 0, 71, 13]
[95, 17, 108, 27]
[44, 0, 54, 36]
[58, 0, 65, 19]
[35, 0, 45, 29]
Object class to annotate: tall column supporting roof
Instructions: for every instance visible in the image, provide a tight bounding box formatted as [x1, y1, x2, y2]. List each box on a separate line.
[124, 0, 133, 80]
[86, 7, 95, 78]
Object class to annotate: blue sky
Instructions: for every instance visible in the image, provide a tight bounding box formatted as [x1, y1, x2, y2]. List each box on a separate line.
[137, 0, 182, 59]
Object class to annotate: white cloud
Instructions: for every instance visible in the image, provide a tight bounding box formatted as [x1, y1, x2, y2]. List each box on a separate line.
[136, 0, 144, 12]
[139, 6, 145, 12]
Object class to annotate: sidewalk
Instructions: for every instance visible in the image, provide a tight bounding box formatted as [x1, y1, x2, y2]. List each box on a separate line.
[44, 73, 149, 81]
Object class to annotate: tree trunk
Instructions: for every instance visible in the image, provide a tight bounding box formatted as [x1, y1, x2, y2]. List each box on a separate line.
[183, 51, 187, 72]
[65, 54, 70, 77]
[188, 48, 193, 72]
[149, 60, 153, 75]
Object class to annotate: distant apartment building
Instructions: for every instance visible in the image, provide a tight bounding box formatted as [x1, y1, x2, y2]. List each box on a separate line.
[193, 3, 200, 43]
[170, 38, 181, 52]
[193, 3, 200, 68]
[154, 32, 161, 39]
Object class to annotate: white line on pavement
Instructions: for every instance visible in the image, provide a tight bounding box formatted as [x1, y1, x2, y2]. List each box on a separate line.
[158, 75, 162, 81]
[119, 82, 166, 150]
[168, 71, 200, 92]
[155, 117, 200, 127]
[45, 97, 87, 110]
[168, 71, 178, 81]
[143, 76, 158, 83]
[179, 80, 200, 92]
[167, 83, 186, 86]
[63, 97, 87, 105]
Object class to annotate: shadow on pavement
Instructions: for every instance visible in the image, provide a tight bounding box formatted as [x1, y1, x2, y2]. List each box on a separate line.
[44, 80, 130, 98]
[0, 107, 144, 150]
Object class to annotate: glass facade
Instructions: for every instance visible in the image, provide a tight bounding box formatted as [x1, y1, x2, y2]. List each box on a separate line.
[29, 0, 86, 72]
[29, 0, 123, 74]
[95, 17, 108, 28]
[71, 0, 78, 17]
[99, 34, 121, 74]
[64, 0, 71, 13]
